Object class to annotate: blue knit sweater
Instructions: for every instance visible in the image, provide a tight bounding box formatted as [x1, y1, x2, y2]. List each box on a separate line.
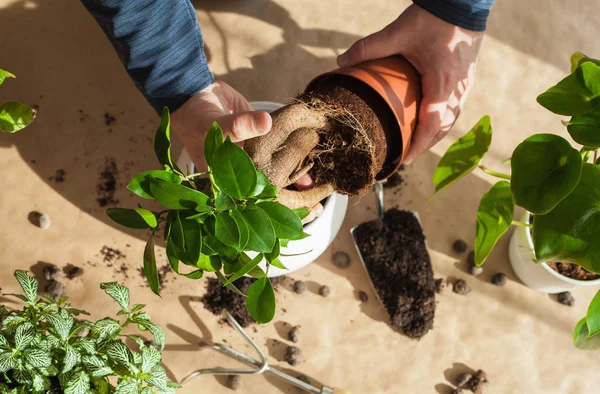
[80, 0, 495, 114]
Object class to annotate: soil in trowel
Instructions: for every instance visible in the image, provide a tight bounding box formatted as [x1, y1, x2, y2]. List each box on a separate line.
[354, 208, 435, 338]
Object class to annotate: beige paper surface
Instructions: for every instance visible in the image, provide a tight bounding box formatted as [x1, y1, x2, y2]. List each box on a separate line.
[0, 0, 599, 393]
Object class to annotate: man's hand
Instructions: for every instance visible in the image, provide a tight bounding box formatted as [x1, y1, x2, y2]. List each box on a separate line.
[337, 4, 483, 162]
[172, 80, 321, 223]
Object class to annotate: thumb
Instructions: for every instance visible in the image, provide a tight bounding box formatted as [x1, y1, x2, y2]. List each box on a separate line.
[216, 111, 272, 142]
[338, 25, 401, 67]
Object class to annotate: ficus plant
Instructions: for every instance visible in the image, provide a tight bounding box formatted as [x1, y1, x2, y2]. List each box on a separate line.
[0, 69, 35, 133]
[0, 270, 178, 393]
[107, 108, 310, 324]
[432, 52, 600, 350]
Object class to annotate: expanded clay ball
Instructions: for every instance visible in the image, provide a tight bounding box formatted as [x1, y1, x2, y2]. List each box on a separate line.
[453, 279, 471, 295]
[293, 280, 306, 294]
[319, 285, 331, 297]
[288, 326, 300, 343]
[227, 375, 241, 390]
[332, 251, 351, 268]
[453, 239, 467, 253]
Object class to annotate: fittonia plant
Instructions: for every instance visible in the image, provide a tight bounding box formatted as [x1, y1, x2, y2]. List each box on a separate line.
[107, 108, 310, 324]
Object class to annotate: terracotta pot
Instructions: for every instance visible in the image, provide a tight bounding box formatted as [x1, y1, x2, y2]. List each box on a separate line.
[305, 55, 422, 180]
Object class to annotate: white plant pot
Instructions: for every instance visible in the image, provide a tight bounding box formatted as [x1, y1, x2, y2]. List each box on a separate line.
[508, 211, 600, 293]
[176, 101, 349, 277]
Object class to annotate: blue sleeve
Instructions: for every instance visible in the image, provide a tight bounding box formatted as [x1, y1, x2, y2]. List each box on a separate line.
[80, 0, 214, 114]
[413, 0, 495, 31]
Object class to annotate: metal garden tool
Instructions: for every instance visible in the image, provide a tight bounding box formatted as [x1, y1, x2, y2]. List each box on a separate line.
[181, 311, 349, 394]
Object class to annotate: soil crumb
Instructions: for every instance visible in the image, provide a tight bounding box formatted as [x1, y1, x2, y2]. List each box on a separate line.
[384, 171, 404, 189]
[201, 277, 257, 327]
[138, 264, 173, 292]
[100, 246, 125, 263]
[97, 158, 119, 207]
[48, 169, 66, 183]
[547, 262, 600, 281]
[64, 264, 84, 280]
[104, 112, 117, 126]
[354, 209, 435, 339]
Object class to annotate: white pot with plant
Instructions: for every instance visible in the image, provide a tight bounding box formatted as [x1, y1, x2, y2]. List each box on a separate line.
[431, 52, 600, 349]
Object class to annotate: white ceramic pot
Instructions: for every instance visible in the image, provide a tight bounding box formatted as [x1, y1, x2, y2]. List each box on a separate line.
[176, 101, 349, 277]
[508, 211, 600, 293]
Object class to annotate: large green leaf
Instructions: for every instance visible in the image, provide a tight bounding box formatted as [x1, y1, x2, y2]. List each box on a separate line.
[0, 101, 34, 133]
[475, 181, 514, 266]
[127, 170, 182, 199]
[100, 282, 130, 310]
[204, 122, 224, 167]
[14, 324, 35, 350]
[223, 254, 264, 285]
[141, 346, 162, 373]
[215, 192, 236, 211]
[230, 210, 249, 250]
[170, 212, 186, 251]
[257, 202, 304, 240]
[570, 52, 600, 73]
[245, 277, 276, 324]
[586, 289, 600, 337]
[211, 137, 258, 200]
[106, 208, 157, 229]
[64, 371, 90, 394]
[240, 206, 276, 253]
[155, 107, 175, 170]
[252, 171, 277, 199]
[180, 218, 202, 266]
[215, 212, 241, 250]
[0, 69, 15, 85]
[511, 134, 582, 214]
[14, 270, 37, 303]
[574, 318, 600, 350]
[537, 62, 600, 116]
[533, 163, 600, 272]
[144, 234, 160, 296]
[432, 115, 492, 195]
[90, 318, 121, 342]
[148, 178, 210, 211]
[567, 108, 600, 148]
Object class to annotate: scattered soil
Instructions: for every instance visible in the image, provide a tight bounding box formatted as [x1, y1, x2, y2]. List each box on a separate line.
[97, 158, 119, 207]
[319, 285, 331, 297]
[64, 264, 84, 280]
[491, 273, 507, 286]
[453, 279, 471, 295]
[557, 291, 575, 307]
[138, 264, 172, 292]
[42, 263, 61, 281]
[354, 209, 435, 339]
[293, 280, 306, 294]
[100, 246, 125, 264]
[104, 112, 117, 126]
[201, 277, 256, 327]
[435, 278, 451, 295]
[227, 375, 241, 391]
[467, 370, 489, 393]
[48, 169, 65, 183]
[332, 251, 351, 268]
[452, 389, 463, 394]
[284, 346, 302, 366]
[78, 109, 89, 122]
[288, 326, 300, 343]
[45, 280, 65, 299]
[547, 262, 600, 281]
[358, 291, 369, 303]
[384, 171, 404, 189]
[453, 239, 467, 253]
[305, 75, 390, 194]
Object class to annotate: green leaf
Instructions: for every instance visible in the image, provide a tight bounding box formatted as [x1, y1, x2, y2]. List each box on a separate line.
[47, 309, 74, 342]
[230, 210, 249, 251]
[432, 115, 492, 195]
[0, 101, 34, 133]
[215, 271, 246, 297]
[511, 134, 582, 214]
[258, 202, 304, 240]
[571, 52, 588, 73]
[106, 208, 157, 229]
[240, 206, 276, 253]
[252, 171, 277, 199]
[114, 380, 138, 394]
[106, 342, 131, 368]
[146, 323, 166, 350]
[204, 122, 224, 167]
[14, 323, 35, 350]
[246, 277, 276, 324]
[14, 270, 37, 303]
[181, 269, 204, 279]
[211, 137, 258, 199]
[132, 304, 145, 314]
[155, 107, 175, 170]
[62, 345, 80, 373]
[100, 282, 130, 310]
[293, 207, 310, 220]
[26, 349, 52, 368]
[215, 192, 236, 211]
[82, 355, 113, 378]
[574, 318, 600, 350]
[149, 178, 210, 211]
[586, 289, 600, 337]
[223, 254, 264, 285]
[145, 365, 168, 390]
[533, 163, 600, 272]
[64, 371, 90, 394]
[265, 239, 280, 263]
[170, 212, 186, 251]
[269, 257, 287, 270]
[91, 318, 121, 343]
[537, 62, 600, 116]
[165, 241, 180, 274]
[141, 345, 162, 373]
[475, 182, 514, 266]
[179, 218, 202, 266]
[567, 108, 600, 148]
[0, 352, 18, 373]
[0, 69, 15, 85]
[144, 234, 160, 296]
[127, 170, 182, 199]
[32, 374, 49, 392]
[215, 212, 241, 249]
[2, 293, 28, 302]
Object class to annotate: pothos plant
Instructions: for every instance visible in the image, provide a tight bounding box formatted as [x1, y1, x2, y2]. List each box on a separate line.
[0, 69, 35, 133]
[0, 270, 178, 393]
[107, 108, 310, 324]
[432, 52, 600, 350]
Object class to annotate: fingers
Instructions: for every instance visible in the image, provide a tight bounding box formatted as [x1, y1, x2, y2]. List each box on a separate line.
[216, 111, 272, 142]
[294, 174, 314, 190]
[302, 203, 324, 225]
[337, 23, 401, 67]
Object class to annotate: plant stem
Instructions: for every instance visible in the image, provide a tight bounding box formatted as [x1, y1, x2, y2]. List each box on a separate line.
[594, 150, 598, 163]
[478, 165, 511, 180]
[511, 220, 531, 228]
[185, 172, 208, 179]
